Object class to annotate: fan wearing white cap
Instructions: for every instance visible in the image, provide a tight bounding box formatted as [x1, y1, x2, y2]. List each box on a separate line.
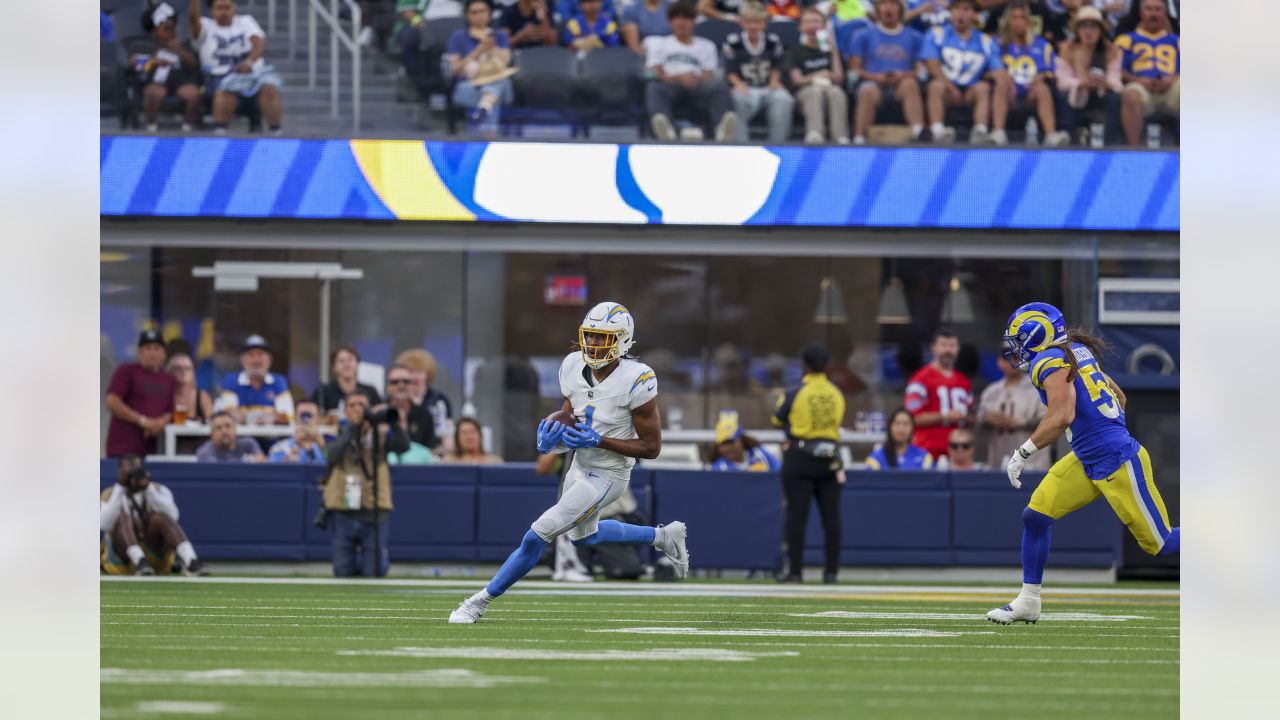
[137, 2, 201, 131]
[448, 301, 690, 624]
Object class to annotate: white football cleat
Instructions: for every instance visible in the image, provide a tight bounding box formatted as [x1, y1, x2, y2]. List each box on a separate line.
[986, 594, 1041, 625]
[448, 592, 491, 624]
[553, 568, 594, 583]
[655, 522, 689, 580]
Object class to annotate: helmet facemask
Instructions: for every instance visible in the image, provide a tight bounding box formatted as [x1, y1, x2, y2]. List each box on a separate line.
[1002, 334, 1032, 372]
[579, 327, 623, 369]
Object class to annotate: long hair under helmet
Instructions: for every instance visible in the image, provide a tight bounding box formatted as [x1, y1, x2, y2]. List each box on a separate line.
[1002, 301, 1067, 371]
[579, 301, 635, 369]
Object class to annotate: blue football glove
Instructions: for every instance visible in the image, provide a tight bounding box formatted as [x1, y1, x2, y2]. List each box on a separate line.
[536, 419, 567, 454]
[563, 423, 602, 449]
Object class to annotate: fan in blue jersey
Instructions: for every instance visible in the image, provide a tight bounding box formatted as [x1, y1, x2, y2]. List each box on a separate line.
[562, 0, 620, 52]
[708, 410, 781, 471]
[986, 302, 1180, 625]
[996, 2, 1069, 146]
[905, 0, 952, 33]
[1116, 0, 1179, 146]
[865, 408, 934, 470]
[847, 0, 926, 144]
[919, 0, 1010, 144]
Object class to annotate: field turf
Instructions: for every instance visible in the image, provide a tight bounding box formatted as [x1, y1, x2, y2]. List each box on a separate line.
[101, 577, 1178, 719]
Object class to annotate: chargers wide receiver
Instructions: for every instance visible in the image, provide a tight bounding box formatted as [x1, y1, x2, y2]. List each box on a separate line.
[987, 302, 1180, 624]
[449, 301, 689, 623]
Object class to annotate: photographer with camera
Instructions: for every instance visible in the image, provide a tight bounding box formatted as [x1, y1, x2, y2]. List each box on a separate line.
[100, 454, 208, 576]
[316, 393, 409, 577]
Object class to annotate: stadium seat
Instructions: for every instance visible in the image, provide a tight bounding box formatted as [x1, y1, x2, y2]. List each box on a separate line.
[768, 19, 800, 49]
[694, 18, 739, 49]
[100, 39, 124, 120]
[511, 46, 581, 129]
[417, 17, 466, 130]
[111, 4, 148, 39]
[578, 47, 645, 136]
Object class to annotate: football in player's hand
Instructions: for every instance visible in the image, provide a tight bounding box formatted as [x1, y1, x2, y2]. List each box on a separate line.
[547, 409, 577, 429]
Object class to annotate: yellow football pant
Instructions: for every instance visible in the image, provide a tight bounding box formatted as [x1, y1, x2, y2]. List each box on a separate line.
[1028, 446, 1173, 555]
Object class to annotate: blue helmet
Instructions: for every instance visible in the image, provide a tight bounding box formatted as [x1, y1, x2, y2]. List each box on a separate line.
[1003, 302, 1067, 371]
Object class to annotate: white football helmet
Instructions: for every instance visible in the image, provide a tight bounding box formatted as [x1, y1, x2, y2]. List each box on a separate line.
[578, 301, 635, 369]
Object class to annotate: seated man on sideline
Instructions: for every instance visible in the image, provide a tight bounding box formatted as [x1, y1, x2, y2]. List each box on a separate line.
[268, 401, 327, 464]
[218, 334, 294, 425]
[100, 454, 208, 576]
[189, 0, 285, 134]
[937, 427, 985, 470]
[723, 3, 793, 143]
[645, 2, 739, 142]
[383, 363, 439, 450]
[319, 393, 409, 577]
[196, 411, 266, 462]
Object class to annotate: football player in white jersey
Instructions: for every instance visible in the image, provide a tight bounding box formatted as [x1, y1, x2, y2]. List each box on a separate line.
[449, 301, 690, 624]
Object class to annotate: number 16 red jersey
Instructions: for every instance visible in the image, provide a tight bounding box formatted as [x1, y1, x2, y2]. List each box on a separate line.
[904, 365, 973, 459]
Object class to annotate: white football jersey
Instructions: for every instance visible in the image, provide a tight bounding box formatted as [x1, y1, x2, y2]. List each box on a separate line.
[558, 352, 658, 473]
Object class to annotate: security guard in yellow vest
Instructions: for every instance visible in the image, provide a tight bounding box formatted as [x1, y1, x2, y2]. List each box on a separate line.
[772, 344, 846, 584]
[320, 393, 409, 577]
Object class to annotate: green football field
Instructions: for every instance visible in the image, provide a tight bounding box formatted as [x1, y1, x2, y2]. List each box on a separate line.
[101, 577, 1179, 719]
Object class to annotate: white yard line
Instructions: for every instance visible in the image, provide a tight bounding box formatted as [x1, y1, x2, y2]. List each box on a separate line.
[336, 646, 799, 662]
[100, 575, 1178, 598]
[790, 610, 1153, 621]
[101, 667, 545, 689]
[590, 627, 999, 638]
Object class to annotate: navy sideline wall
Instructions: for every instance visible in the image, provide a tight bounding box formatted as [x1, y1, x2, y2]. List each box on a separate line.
[100, 461, 1123, 570]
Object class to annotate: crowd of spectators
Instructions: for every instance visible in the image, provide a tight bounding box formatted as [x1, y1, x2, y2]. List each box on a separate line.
[102, 329, 504, 465]
[385, 0, 1178, 144]
[104, 1, 285, 134]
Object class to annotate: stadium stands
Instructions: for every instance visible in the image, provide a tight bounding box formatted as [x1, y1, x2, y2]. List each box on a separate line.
[100, 0, 1179, 145]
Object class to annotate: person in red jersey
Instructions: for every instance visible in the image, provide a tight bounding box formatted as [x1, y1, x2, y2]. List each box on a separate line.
[903, 327, 973, 460]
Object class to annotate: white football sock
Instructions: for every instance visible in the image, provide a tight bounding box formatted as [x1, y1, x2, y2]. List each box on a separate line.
[126, 545, 146, 566]
[176, 541, 197, 566]
[930, 122, 946, 136]
[474, 589, 493, 603]
[1021, 583, 1042, 598]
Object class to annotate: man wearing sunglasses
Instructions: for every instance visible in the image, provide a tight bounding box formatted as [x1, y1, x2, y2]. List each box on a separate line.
[384, 364, 438, 449]
[941, 427, 985, 471]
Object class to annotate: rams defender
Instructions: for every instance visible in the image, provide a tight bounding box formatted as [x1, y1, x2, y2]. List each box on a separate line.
[449, 302, 689, 624]
[988, 302, 1180, 624]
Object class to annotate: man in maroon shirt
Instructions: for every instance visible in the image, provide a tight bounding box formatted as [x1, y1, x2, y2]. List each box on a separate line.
[105, 330, 175, 457]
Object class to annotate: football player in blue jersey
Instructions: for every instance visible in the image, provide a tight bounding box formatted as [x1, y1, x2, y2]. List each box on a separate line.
[986, 302, 1180, 624]
[920, 0, 1011, 144]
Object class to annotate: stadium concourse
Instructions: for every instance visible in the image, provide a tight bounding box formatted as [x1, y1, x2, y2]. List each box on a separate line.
[101, 0, 1180, 144]
[101, 575, 1179, 719]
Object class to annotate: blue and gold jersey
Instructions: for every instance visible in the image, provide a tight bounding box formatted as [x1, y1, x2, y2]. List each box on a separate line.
[1002, 36, 1053, 96]
[1029, 342, 1138, 480]
[1115, 29, 1179, 79]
